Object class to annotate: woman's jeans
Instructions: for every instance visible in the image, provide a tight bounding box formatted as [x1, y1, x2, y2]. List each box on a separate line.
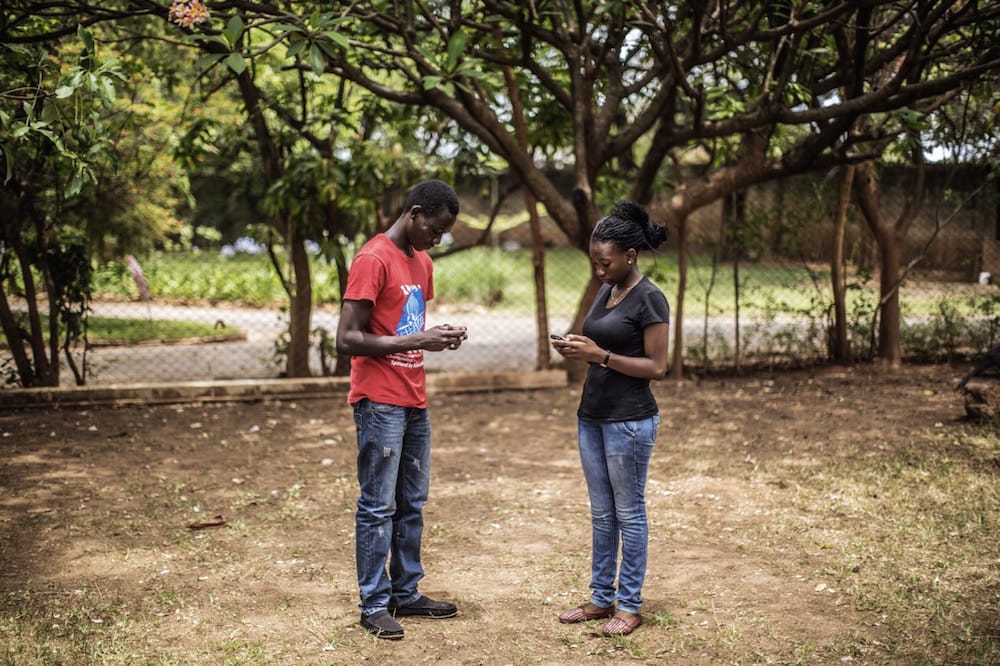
[353, 399, 431, 616]
[577, 415, 658, 614]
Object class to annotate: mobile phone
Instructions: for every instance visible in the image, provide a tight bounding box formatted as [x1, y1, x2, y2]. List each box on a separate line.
[550, 334, 566, 341]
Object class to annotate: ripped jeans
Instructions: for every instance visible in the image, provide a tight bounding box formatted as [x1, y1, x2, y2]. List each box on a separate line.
[353, 399, 431, 616]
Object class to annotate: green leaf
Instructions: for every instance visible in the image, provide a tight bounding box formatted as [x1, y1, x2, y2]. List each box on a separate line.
[195, 34, 230, 48]
[223, 15, 244, 49]
[35, 128, 58, 144]
[422, 75, 442, 90]
[1, 143, 11, 184]
[98, 77, 116, 104]
[77, 25, 94, 54]
[66, 171, 84, 198]
[286, 39, 307, 59]
[308, 44, 325, 75]
[225, 52, 246, 75]
[323, 30, 350, 49]
[455, 62, 490, 80]
[445, 29, 466, 72]
[55, 85, 76, 99]
[196, 53, 227, 69]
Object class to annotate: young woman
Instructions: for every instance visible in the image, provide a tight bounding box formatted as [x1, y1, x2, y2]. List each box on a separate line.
[551, 200, 670, 637]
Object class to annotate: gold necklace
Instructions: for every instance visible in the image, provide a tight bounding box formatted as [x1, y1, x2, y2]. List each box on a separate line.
[608, 276, 642, 307]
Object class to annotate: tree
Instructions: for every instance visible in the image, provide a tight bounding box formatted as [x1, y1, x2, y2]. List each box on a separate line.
[269, 0, 1000, 376]
[5, 1, 999, 376]
[851, 70, 999, 367]
[1, 27, 130, 387]
[150, 7, 464, 377]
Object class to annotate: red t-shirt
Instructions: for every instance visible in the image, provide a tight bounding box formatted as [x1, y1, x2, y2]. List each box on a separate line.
[343, 234, 434, 408]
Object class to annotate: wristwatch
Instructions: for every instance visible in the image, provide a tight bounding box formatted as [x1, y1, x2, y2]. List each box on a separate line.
[600, 350, 611, 368]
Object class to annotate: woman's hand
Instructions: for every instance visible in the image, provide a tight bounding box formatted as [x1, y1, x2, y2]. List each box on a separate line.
[551, 334, 602, 364]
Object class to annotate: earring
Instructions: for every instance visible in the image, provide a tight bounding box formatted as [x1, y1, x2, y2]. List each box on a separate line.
[627, 260, 632, 264]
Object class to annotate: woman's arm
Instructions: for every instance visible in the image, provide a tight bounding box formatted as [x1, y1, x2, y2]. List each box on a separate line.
[551, 322, 669, 379]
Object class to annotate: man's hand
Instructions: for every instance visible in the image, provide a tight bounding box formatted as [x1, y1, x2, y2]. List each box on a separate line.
[424, 324, 468, 351]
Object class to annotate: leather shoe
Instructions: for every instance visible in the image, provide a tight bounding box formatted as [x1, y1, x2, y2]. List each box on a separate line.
[360, 610, 404, 640]
[390, 594, 458, 618]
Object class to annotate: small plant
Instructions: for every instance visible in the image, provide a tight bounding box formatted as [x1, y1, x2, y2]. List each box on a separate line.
[313, 326, 337, 376]
[270, 320, 339, 375]
[434, 248, 513, 306]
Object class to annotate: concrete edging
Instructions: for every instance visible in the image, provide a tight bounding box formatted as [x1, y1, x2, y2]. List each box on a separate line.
[0, 370, 569, 409]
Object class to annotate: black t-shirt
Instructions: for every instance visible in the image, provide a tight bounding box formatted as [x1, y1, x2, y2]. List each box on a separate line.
[577, 277, 670, 422]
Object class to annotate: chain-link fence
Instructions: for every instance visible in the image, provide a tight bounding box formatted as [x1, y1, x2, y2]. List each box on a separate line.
[3, 164, 997, 388]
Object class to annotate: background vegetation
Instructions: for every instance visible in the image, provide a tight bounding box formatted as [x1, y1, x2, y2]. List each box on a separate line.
[2, 1, 999, 388]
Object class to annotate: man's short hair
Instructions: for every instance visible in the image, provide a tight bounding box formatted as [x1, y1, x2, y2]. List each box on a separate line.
[404, 179, 459, 217]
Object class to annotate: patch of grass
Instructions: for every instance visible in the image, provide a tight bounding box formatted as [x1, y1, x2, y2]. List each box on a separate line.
[0, 586, 139, 665]
[0, 314, 242, 347]
[87, 316, 243, 344]
[737, 421, 1000, 664]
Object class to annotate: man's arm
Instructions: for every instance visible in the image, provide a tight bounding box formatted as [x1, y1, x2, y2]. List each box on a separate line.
[336, 299, 467, 358]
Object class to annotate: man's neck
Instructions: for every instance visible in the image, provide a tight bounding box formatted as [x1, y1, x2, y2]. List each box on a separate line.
[385, 219, 413, 256]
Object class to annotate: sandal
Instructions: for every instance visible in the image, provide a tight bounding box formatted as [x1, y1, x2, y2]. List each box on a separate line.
[599, 611, 643, 637]
[558, 602, 615, 624]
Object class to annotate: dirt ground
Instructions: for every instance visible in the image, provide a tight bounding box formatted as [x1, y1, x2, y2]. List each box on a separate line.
[1, 363, 998, 664]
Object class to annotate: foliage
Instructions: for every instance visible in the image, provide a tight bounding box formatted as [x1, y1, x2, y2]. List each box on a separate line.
[0, 28, 117, 386]
[92, 252, 339, 308]
[2, 0, 999, 379]
[433, 248, 515, 307]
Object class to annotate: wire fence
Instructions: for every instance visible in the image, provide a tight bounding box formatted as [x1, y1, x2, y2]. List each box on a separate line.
[3, 165, 998, 388]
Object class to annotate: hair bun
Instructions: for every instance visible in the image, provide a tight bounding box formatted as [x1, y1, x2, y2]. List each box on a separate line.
[646, 221, 669, 249]
[592, 199, 667, 252]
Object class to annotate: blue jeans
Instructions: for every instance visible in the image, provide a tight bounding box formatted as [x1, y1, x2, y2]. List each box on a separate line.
[353, 399, 431, 616]
[577, 415, 658, 614]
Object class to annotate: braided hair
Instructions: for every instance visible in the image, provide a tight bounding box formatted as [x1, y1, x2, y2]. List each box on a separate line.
[591, 201, 668, 254]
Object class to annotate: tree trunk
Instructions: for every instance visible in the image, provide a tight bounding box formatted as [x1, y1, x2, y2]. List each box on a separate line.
[876, 231, 904, 367]
[670, 215, 688, 380]
[14, 218, 55, 386]
[500, 60, 551, 371]
[566, 276, 603, 383]
[285, 223, 313, 378]
[855, 162, 903, 367]
[0, 279, 35, 385]
[526, 190, 551, 370]
[830, 165, 854, 364]
[331, 240, 352, 377]
[234, 69, 316, 378]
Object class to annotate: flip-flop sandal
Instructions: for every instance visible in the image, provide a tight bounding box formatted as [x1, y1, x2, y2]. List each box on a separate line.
[558, 603, 616, 624]
[599, 612, 643, 636]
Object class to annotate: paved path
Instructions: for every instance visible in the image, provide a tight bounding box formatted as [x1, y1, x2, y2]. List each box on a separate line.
[70, 303, 578, 385]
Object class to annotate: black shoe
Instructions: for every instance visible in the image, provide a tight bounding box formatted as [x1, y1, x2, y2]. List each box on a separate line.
[360, 610, 404, 640]
[390, 594, 458, 618]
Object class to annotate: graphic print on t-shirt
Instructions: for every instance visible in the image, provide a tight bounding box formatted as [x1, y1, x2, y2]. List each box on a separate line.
[396, 285, 425, 336]
[389, 285, 425, 370]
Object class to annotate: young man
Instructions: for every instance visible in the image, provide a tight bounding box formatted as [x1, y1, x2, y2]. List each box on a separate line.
[336, 179, 468, 640]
